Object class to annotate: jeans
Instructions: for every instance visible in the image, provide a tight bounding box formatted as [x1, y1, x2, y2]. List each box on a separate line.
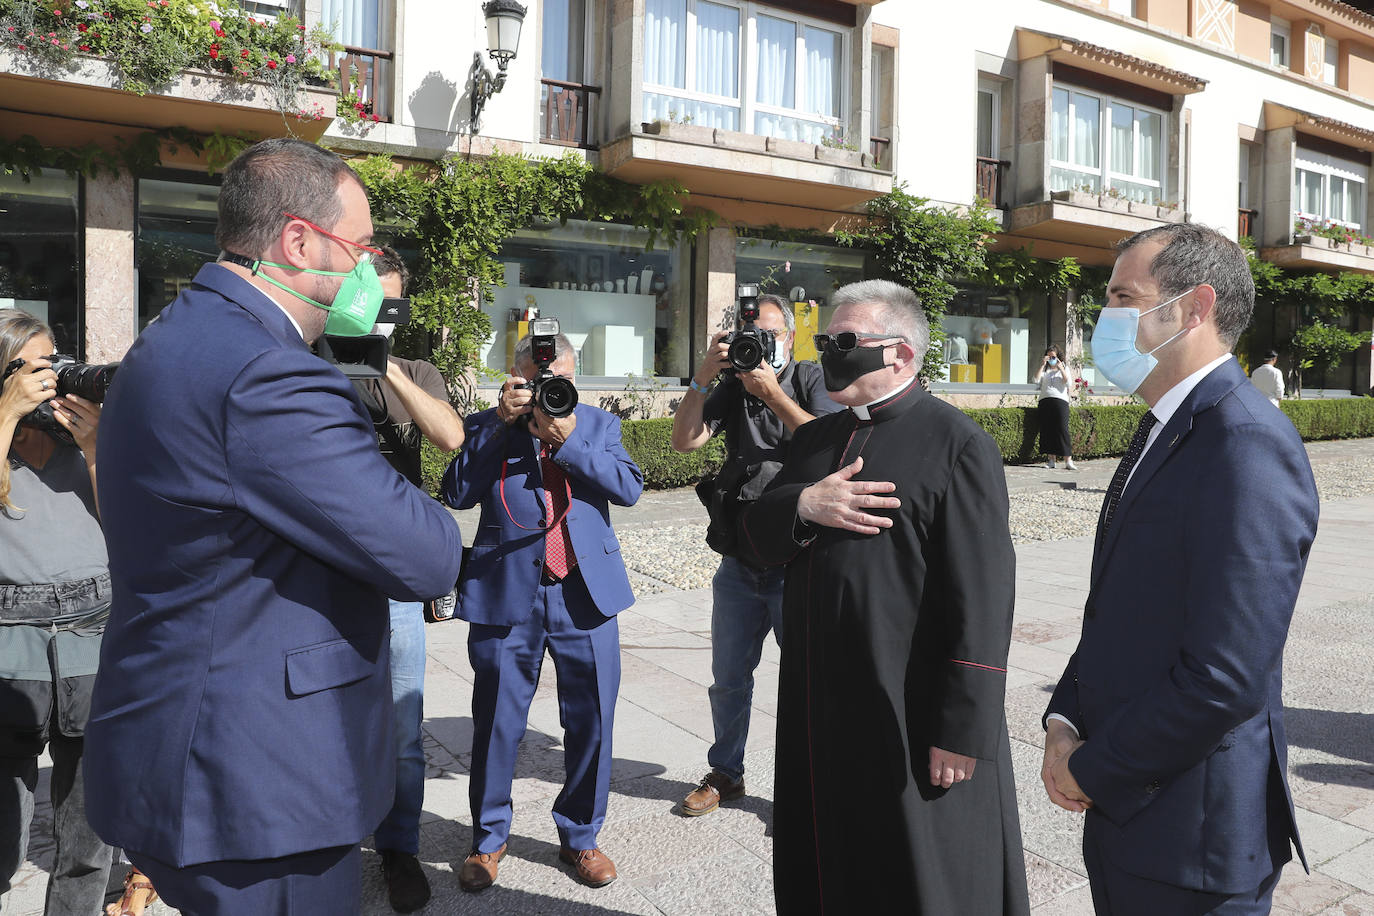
[373, 600, 426, 856]
[0, 733, 113, 916]
[707, 556, 785, 783]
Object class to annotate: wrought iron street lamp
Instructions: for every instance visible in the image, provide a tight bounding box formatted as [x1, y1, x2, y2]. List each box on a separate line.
[470, 0, 527, 130]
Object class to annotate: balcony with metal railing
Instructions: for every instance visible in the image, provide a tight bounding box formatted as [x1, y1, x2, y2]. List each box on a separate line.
[540, 79, 602, 149]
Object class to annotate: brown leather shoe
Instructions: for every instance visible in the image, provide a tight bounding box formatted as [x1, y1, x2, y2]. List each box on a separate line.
[558, 846, 617, 887]
[458, 844, 506, 892]
[681, 770, 745, 816]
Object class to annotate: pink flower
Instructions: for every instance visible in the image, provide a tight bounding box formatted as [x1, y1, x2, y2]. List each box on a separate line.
[285, 53, 295, 63]
[784, 260, 791, 272]
[209, 19, 219, 29]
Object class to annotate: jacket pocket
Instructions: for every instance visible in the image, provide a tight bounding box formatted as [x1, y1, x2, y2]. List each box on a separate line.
[604, 535, 621, 554]
[285, 637, 375, 697]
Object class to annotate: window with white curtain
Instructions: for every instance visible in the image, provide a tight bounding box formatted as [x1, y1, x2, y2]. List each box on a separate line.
[322, 0, 380, 48]
[1293, 151, 1368, 232]
[642, 0, 845, 143]
[542, 0, 587, 84]
[1050, 84, 1167, 204]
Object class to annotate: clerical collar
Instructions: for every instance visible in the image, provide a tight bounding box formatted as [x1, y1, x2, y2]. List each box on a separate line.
[851, 376, 918, 421]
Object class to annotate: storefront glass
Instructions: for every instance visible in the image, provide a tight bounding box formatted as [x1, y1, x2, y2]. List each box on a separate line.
[0, 172, 82, 354]
[136, 176, 221, 331]
[490, 220, 690, 379]
[940, 287, 1050, 385]
[733, 236, 867, 361]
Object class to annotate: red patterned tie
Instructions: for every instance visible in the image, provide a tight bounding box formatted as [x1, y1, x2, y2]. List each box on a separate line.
[540, 446, 575, 579]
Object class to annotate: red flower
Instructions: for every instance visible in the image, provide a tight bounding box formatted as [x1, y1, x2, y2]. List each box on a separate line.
[266, 59, 277, 69]
[17, 43, 26, 49]
[370, 114, 380, 122]
[213, 27, 224, 36]
[53, 8, 63, 15]
[209, 47, 218, 58]
[297, 24, 305, 30]
[79, 43, 89, 50]
[78, 23, 87, 31]
[240, 48, 249, 58]
[353, 101, 364, 110]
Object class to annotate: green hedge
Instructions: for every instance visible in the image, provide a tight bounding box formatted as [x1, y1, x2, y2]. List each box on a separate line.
[620, 417, 727, 489]
[1281, 397, 1374, 440]
[420, 398, 1374, 492]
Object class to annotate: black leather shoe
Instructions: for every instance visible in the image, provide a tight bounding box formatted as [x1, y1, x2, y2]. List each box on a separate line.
[380, 850, 432, 913]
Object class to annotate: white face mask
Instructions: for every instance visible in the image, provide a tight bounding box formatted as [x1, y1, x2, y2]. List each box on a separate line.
[1092, 288, 1194, 393]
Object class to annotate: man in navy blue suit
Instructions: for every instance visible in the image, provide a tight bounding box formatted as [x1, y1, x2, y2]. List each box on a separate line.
[85, 139, 463, 914]
[1042, 223, 1319, 915]
[442, 330, 642, 892]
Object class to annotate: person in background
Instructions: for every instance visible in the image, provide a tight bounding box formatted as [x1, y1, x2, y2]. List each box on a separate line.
[669, 293, 840, 816]
[442, 332, 642, 893]
[1250, 349, 1285, 408]
[1033, 345, 1077, 469]
[354, 247, 465, 913]
[0, 309, 114, 916]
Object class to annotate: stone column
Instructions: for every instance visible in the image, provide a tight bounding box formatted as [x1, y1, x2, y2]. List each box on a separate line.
[607, 0, 641, 143]
[692, 227, 738, 367]
[1261, 126, 1295, 247]
[84, 172, 136, 362]
[1015, 55, 1052, 208]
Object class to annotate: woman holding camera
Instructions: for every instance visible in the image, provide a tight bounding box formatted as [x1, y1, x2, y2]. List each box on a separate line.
[0, 309, 150, 915]
[1033, 345, 1077, 470]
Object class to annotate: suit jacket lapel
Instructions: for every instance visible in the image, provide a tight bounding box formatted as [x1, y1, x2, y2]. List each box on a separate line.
[1089, 359, 1248, 588]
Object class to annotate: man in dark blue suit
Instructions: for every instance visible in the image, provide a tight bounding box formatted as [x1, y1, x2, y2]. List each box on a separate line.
[1042, 223, 1319, 915]
[85, 139, 463, 914]
[441, 331, 642, 892]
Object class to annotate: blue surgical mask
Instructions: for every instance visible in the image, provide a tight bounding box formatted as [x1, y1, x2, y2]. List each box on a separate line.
[770, 342, 789, 374]
[1047, 357, 1059, 366]
[1092, 288, 1194, 393]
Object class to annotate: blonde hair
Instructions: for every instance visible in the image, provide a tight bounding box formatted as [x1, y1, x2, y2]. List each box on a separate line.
[1, 309, 54, 510]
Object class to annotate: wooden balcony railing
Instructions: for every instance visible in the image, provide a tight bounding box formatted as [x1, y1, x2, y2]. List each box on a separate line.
[332, 45, 394, 123]
[540, 79, 602, 149]
[1238, 207, 1258, 240]
[976, 156, 1011, 208]
[870, 136, 892, 169]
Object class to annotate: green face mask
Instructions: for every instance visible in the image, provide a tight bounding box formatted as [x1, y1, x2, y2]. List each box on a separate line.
[254, 253, 385, 337]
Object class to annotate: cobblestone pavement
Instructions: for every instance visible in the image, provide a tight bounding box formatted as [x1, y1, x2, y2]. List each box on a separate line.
[6, 439, 1373, 915]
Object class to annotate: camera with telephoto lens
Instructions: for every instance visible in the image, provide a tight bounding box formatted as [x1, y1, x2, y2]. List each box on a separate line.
[1, 353, 119, 447]
[516, 316, 578, 419]
[723, 284, 775, 373]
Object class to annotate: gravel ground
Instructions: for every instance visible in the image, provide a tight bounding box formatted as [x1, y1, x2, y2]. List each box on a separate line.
[619, 451, 1374, 591]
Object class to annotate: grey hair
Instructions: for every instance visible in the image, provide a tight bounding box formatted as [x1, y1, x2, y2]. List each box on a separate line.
[513, 332, 576, 372]
[1, 308, 54, 510]
[215, 138, 363, 257]
[755, 293, 795, 336]
[1116, 223, 1254, 348]
[829, 280, 930, 355]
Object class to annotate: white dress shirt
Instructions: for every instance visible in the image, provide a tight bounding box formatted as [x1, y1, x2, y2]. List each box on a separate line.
[1250, 363, 1284, 406]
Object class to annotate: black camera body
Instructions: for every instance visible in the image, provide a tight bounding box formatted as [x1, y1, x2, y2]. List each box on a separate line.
[723, 284, 775, 373]
[517, 317, 578, 419]
[1, 353, 119, 447]
[317, 297, 412, 380]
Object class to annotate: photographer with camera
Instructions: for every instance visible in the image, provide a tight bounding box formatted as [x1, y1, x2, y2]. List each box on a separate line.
[670, 290, 840, 816]
[0, 309, 114, 916]
[441, 322, 642, 893]
[350, 247, 464, 913]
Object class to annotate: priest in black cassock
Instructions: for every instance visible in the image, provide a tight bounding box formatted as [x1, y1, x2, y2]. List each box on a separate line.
[738, 280, 1030, 915]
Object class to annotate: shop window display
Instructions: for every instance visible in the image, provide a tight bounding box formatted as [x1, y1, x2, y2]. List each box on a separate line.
[0, 173, 82, 354]
[136, 177, 221, 331]
[940, 287, 1049, 386]
[488, 220, 690, 379]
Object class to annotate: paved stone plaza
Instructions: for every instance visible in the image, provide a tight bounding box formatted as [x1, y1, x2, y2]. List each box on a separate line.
[6, 440, 1373, 915]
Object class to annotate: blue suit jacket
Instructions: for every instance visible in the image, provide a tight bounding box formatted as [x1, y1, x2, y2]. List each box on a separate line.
[85, 264, 463, 867]
[441, 404, 642, 625]
[1047, 358, 1318, 893]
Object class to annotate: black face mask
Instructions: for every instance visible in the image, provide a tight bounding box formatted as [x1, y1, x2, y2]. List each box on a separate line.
[821, 343, 889, 392]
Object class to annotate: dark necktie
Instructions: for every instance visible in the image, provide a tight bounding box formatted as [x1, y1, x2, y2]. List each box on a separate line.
[1100, 411, 1158, 535]
[540, 446, 575, 579]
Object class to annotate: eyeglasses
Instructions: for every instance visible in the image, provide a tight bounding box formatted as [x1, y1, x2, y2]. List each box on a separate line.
[813, 332, 908, 353]
[283, 212, 384, 259]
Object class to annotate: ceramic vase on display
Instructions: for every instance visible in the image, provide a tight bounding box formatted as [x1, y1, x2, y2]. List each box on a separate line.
[627, 275, 639, 294]
[615, 278, 626, 293]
